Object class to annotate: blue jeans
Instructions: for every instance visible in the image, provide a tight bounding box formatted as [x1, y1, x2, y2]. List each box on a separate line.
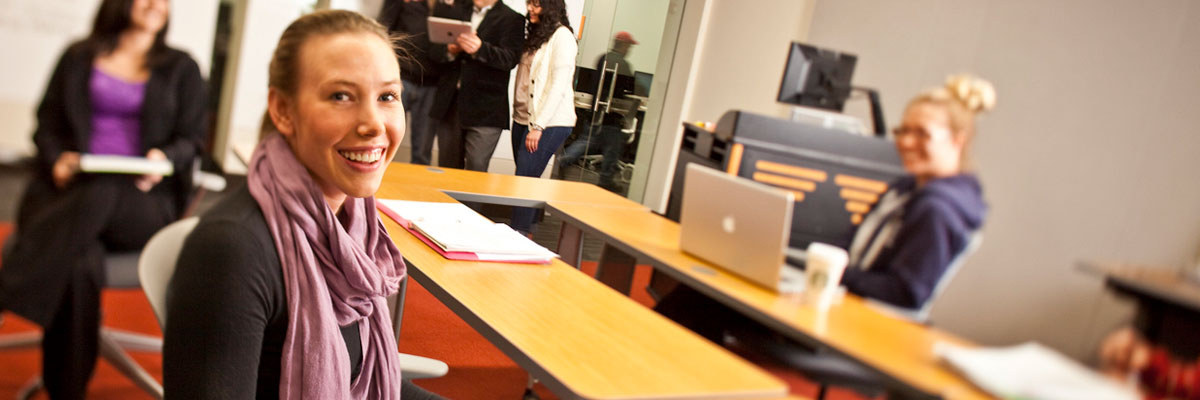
[558, 124, 625, 190]
[402, 79, 437, 165]
[509, 123, 571, 234]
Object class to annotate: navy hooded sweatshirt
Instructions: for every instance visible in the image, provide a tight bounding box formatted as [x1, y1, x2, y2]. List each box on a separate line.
[840, 174, 987, 309]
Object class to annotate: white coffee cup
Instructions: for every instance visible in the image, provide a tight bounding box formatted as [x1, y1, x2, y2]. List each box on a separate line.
[805, 242, 849, 309]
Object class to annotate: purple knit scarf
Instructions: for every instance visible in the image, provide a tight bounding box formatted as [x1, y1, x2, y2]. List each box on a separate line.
[248, 133, 406, 399]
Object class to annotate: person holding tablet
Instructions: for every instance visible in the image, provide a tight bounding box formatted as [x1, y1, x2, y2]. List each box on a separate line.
[162, 10, 442, 399]
[429, 0, 524, 172]
[0, 0, 204, 397]
[508, 0, 577, 236]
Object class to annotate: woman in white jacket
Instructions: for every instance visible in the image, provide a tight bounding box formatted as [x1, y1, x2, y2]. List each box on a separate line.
[510, 0, 578, 235]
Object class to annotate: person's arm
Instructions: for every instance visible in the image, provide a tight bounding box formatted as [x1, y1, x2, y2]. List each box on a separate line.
[840, 198, 965, 309]
[158, 55, 206, 175]
[461, 11, 523, 71]
[163, 219, 278, 398]
[33, 48, 75, 174]
[530, 30, 578, 132]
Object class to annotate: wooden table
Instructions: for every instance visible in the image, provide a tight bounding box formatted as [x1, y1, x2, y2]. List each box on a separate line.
[546, 201, 993, 400]
[382, 164, 646, 268]
[375, 180, 789, 400]
[1079, 261, 1200, 359]
[384, 163, 646, 209]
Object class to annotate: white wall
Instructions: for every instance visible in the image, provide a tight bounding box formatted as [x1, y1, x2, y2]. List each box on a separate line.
[639, 0, 816, 212]
[807, 0, 1200, 360]
[213, 0, 303, 173]
[0, 0, 218, 163]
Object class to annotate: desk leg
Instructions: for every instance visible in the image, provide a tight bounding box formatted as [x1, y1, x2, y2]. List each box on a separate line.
[389, 278, 408, 341]
[556, 222, 583, 269]
[595, 244, 636, 295]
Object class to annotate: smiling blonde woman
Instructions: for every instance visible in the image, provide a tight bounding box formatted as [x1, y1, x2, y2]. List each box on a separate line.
[162, 10, 443, 399]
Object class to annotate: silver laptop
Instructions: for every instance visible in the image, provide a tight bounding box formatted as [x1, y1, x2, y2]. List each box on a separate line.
[679, 164, 803, 292]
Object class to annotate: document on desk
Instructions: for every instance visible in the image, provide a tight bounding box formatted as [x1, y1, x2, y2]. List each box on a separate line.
[936, 342, 1138, 400]
[378, 199, 558, 264]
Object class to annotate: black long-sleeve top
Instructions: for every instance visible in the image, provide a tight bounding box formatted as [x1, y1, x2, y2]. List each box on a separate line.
[163, 185, 362, 398]
[379, 0, 441, 86]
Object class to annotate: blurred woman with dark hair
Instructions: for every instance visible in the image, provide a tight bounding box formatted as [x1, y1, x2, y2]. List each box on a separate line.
[0, 0, 204, 397]
[509, 0, 577, 236]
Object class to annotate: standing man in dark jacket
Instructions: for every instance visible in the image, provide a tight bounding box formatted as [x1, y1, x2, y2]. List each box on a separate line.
[430, 0, 523, 171]
[379, 0, 442, 165]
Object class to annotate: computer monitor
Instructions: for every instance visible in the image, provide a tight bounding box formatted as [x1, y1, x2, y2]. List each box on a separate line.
[776, 42, 857, 112]
[574, 66, 636, 99]
[633, 71, 652, 97]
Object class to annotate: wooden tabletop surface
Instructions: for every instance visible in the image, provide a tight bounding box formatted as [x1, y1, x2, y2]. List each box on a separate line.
[383, 163, 648, 210]
[1079, 261, 1200, 312]
[375, 183, 789, 400]
[546, 201, 993, 400]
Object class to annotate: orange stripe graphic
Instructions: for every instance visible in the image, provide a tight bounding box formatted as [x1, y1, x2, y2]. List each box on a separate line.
[840, 188, 879, 203]
[835, 174, 887, 193]
[755, 160, 828, 182]
[851, 214, 863, 225]
[845, 201, 870, 213]
[787, 190, 806, 202]
[752, 172, 817, 192]
[727, 143, 744, 176]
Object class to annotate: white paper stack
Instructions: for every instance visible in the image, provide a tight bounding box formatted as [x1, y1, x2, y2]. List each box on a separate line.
[378, 199, 558, 263]
[936, 342, 1139, 400]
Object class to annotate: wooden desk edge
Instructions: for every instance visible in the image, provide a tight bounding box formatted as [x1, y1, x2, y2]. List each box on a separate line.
[546, 202, 989, 400]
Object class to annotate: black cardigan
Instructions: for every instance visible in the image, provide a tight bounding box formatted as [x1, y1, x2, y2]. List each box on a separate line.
[164, 185, 362, 398]
[429, 0, 525, 128]
[32, 41, 207, 213]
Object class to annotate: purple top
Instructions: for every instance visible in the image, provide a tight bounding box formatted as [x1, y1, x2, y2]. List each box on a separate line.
[89, 68, 146, 156]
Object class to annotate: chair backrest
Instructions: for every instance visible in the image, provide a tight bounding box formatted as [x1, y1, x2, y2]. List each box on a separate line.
[138, 217, 200, 328]
[867, 232, 983, 324]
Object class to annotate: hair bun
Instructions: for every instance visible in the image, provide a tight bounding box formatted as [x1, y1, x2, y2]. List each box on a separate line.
[944, 74, 996, 114]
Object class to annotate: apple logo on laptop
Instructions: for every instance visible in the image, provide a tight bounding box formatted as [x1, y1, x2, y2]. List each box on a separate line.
[722, 215, 736, 234]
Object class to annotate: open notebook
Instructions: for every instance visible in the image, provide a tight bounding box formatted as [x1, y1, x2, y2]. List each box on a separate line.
[936, 342, 1139, 400]
[377, 199, 558, 264]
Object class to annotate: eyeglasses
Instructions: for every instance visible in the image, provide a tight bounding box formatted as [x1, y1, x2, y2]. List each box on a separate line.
[891, 126, 931, 140]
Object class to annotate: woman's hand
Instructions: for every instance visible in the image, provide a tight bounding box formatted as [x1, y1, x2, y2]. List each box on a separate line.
[456, 32, 482, 55]
[135, 148, 167, 193]
[52, 151, 81, 189]
[1099, 326, 1151, 380]
[525, 129, 542, 153]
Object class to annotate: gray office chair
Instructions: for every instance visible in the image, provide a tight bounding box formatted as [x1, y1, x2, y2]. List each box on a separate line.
[0, 165, 226, 400]
[736, 233, 984, 400]
[0, 242, 165, 399]
[136, 217, 449, 391]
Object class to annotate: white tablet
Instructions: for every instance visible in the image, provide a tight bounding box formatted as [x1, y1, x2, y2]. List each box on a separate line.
[427, 16, 472, 44]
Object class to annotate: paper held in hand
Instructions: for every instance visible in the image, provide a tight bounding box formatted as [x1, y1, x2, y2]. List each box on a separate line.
[378, 199, 558, 264]
[79, 154, 174, 176]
